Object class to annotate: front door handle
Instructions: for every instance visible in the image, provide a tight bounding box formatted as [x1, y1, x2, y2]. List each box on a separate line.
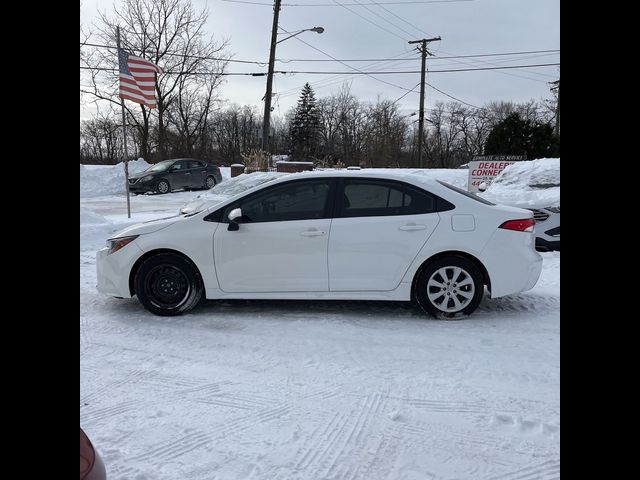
[300, 229, 326, 237]
[399, 224, 427, 231]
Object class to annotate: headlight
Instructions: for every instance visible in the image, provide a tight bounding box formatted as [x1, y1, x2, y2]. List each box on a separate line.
[140, 175, 154, 183]
[107, 235, 139, 255]
[545, 206, 560, 213]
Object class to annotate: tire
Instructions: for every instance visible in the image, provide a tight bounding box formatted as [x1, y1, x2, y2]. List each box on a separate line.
[414, 256, 484, 318]
[204, 175, 216, 189]
[156, 179, 171, 194]
[134, 253, 204, 316]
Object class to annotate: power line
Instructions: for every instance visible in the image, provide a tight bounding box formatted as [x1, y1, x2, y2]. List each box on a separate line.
[331, 0, 408, 42]
[80, 66, 266, 75]
[80, 42, 266, 65]
[222, 0, 474, 5]
[425, 82, 479, 109]
[81, 62, 559, 75]
[351, 0, 416, 40]
[277, 25, 418, 92]
[367, 0, 428, 38]
[277, 51, 417, 97]
[391, 83, 421, 105]
[82, 42, 559, 65]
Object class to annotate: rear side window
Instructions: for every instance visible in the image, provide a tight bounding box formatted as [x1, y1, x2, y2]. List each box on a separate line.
[188, 160, 203, 169]
[339, 179, 436, 217]
[231, 179, 332, 223]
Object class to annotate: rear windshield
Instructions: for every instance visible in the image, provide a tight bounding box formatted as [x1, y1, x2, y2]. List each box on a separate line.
[437, 181, 495, 205]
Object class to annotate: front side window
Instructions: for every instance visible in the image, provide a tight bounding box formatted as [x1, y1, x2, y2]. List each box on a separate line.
[231, 180, 332, 223]
[339, 179, 436, 217]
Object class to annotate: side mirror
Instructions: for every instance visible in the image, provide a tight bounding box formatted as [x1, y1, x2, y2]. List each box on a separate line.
[227, 207, 242, 231]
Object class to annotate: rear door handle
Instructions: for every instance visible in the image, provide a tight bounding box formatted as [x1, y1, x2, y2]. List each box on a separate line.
[300, 229, 326, 237]
[399, 224, 427, 231]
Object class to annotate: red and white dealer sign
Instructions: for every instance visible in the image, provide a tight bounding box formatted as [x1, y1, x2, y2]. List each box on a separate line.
[467, 156, 525, 192]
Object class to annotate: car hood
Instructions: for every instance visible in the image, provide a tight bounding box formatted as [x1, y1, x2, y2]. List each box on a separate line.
[110, 215, 182, 238]
[129, 170, 158, 180]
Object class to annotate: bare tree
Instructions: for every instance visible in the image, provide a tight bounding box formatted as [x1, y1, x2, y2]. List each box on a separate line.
[82, 0, 228, 161]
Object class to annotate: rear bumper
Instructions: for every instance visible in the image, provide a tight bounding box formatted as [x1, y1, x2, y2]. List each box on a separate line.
[536, 237, 560, 251]
[481, 229, 543, 298]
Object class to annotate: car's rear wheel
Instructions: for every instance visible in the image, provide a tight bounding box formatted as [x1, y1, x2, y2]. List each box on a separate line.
[134, 253, 203, 316]
[204, 175, 216, 189]
[415, 257, 484, 318]
[156, 179, 171, 194]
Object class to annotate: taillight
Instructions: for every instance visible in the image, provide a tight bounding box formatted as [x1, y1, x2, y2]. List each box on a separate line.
[499, 218, 535, 232]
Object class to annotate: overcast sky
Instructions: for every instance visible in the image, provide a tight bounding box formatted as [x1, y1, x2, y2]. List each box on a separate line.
[80, 0, 559, 120]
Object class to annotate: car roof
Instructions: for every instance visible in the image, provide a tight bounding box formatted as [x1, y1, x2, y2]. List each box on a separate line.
[262, 169, 442, 187]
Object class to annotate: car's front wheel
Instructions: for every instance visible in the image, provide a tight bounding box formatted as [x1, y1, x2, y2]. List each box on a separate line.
[204, 175, 216, 189]
[415, 256, 484, 318]
[134, 253, 204, 316]
[156, 179, 171, 194]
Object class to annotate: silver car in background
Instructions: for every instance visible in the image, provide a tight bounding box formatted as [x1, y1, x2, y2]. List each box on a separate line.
[480, 158, 560, 251]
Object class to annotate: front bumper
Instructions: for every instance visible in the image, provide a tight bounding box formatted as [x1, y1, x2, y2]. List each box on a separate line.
[129, 181, 156, 193]
[96, 243, 144, 298]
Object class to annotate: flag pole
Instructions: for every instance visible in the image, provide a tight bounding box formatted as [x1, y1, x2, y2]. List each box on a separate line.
[117, 26, 132, 219]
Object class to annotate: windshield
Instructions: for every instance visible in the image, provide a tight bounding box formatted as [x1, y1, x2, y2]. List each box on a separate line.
[203, 172, 288, 198]
[179, 172, 289, 215]
[146, 160, 175, 172]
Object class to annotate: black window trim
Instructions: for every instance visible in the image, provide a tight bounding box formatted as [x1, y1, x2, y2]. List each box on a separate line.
[205, 177, 338, 224]
[335, 177, 454, 218]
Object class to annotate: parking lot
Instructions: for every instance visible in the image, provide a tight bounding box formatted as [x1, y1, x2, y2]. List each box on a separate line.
[80, 190, 559, 480]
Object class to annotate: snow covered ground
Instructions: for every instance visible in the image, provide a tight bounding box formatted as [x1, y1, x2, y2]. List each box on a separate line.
[80, 167, 559, 480]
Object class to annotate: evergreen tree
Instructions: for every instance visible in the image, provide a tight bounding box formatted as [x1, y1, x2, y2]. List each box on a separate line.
[289, 83, 320, 160]
[485, 113, 559, 159]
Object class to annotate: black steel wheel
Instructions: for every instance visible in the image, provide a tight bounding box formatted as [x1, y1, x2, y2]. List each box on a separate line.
[134, 253, 203, 316]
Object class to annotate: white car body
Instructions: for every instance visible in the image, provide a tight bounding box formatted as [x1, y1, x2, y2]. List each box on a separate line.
[97, 171, 542, 315]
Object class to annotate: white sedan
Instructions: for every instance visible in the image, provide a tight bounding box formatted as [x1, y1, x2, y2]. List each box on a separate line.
[97, 171, 542, 318]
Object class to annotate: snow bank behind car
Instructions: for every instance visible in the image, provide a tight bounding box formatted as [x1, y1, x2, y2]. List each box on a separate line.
[480, 158, 560, 209]
[80, 159, 152, 198]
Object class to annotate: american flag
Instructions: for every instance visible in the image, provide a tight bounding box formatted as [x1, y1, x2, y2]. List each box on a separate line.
[118, 48, 163, 109]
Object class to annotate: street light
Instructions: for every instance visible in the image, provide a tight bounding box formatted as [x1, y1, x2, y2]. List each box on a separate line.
[262, 4, 325, 154]
[276, 26, 324, 44]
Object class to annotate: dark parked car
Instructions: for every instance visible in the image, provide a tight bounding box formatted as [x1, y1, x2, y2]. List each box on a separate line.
[128, 158, 222, 194]
[80, 428, 107, 480]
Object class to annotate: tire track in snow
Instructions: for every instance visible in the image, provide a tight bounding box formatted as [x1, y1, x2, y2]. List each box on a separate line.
[332, 392, 388, 480]
[80, 400, 139, 424]
[484, 459, 559, 480]
[132, 402, 293, 464]
[294, 411, 343, 473]
[130, 430, 213, 464]
[297, 391, 388, 479]
[295, 412, 349, 473]
[80, 369, 150, 405]
[404, 398, 496, 415]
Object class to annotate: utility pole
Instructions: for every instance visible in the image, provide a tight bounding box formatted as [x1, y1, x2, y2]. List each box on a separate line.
[552, 79, 560, 136]
[408, 37, 440, 168]
[262, 0, 282, 154]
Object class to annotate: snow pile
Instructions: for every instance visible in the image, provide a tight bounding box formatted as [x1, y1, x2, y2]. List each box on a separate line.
[480, 158, 560, 208]
[80, 159, 152, 198]
[80, 207, 117, 250]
